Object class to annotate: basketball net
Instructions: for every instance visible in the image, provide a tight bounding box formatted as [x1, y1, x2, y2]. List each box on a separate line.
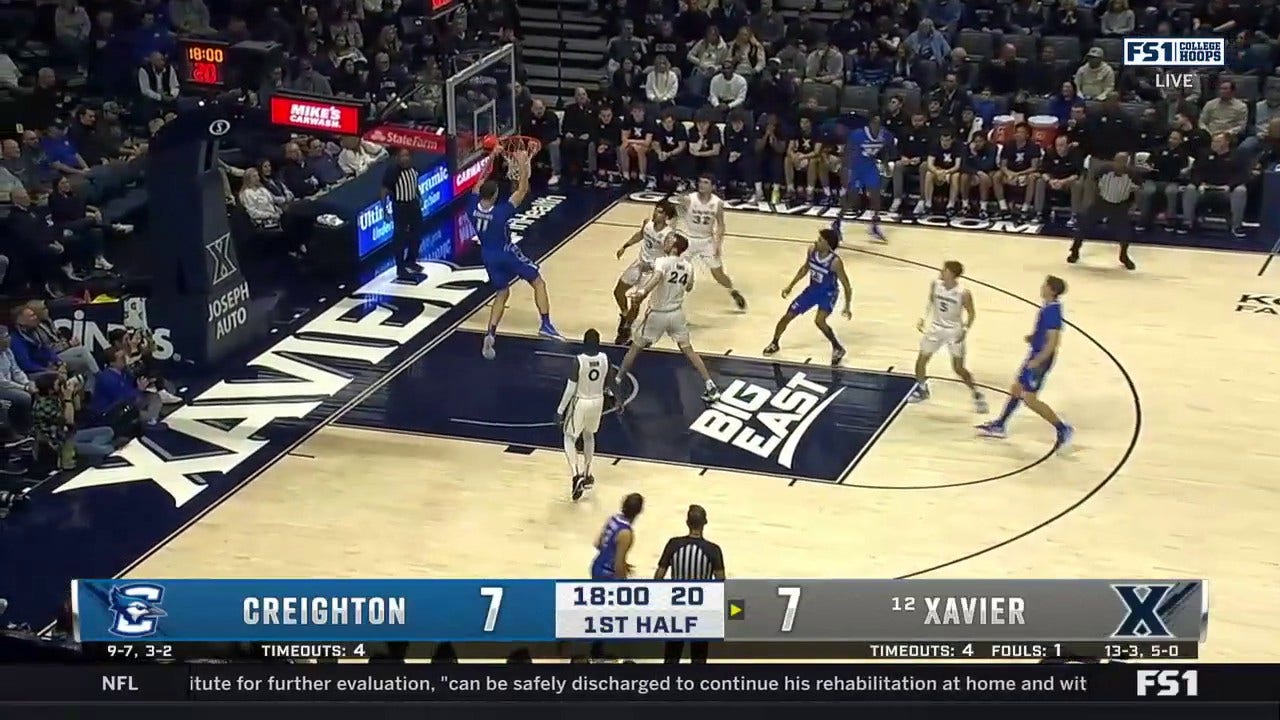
[497, 136, 541, 181]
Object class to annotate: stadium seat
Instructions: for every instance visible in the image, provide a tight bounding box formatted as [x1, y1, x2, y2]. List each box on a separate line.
[958, 30, 994, 60]
[1042, 35, 1083, 63]
[800, 83, 839, 113]
[1220, 74, 1260, 102]
[1093, 38, 1124, 63]
[882, 86, 922, 113]
[841, 85, 880, 115]
[1005, 33, 1037, 60]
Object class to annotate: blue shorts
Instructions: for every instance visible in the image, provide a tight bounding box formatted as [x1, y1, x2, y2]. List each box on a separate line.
[789, 285, 838, 315]
[849, 162, 881, 192]
[1017, 361, 1053, 393]
[484, 247, 540, 289]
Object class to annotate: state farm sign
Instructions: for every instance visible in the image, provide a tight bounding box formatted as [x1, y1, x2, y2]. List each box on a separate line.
[268, 95, 363, 135]
[363, 124, 447, 154]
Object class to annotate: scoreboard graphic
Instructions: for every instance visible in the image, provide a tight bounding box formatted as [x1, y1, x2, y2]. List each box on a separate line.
[72, 578, 1207, 660]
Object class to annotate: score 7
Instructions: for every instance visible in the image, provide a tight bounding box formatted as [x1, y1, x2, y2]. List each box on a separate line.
[480, 587, 503, 632]
[777, 586, 801, 633]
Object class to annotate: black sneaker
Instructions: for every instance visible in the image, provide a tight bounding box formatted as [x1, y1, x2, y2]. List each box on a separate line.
[1120, 255, 1136, 271]
[571, 474, 586, 501]
[1066, 249, 1080, 264]
[763, 341, 780, 355]
[1177, 224, 1190, 235]
[832, 346, 846, 365]
[1232, 226, 1247, 239]
[583, 475, 595, 491]
[701, 386, 721, 403]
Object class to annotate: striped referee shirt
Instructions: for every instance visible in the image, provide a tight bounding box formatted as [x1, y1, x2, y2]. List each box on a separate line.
[383, 164, 420, 203]
[1096, 168, 1138, 204]
[656, 535, 725, 581]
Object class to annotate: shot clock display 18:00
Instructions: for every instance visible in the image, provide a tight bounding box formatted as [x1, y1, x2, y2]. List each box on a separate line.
[181, 38, 230, 88]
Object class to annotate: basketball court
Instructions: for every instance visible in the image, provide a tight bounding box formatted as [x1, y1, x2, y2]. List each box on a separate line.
[111, 195, 1279, 661]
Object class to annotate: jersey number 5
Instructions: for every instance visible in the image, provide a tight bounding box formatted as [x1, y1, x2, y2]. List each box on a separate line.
[668, 271, 689, 285]
[937, 300, 951, 313]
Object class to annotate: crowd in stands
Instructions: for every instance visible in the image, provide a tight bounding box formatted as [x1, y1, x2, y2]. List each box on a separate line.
[523, 0, 1280, 235]
[0, 0, 516, 480]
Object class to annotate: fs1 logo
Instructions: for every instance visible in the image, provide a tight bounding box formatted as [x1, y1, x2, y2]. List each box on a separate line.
[690, 372, 843, 469]
[107, 584, 168, 637]
[1137, 670, 1199, 697]
[1235, 293, 1279, 315]
[1123, 38, 1225, 66]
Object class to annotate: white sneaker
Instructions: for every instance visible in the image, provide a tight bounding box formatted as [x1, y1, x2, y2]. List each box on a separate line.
[889, 198, 902, 213]
[913, 200, 926, 215]
[112, 223, 135, 233]
[158, 389, 183, 404]
[94, 255, 114, 271]
[548, 174, 561, 186]
[63, 264, 85, 281]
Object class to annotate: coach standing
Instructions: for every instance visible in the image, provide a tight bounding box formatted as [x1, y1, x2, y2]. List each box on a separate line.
[381, 148, 422, 281]
[1067, 151, 1138, 270]
[655, 505, 725, 664]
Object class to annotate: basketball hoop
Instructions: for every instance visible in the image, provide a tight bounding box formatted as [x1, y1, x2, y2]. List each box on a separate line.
[496, 135, 542, 180]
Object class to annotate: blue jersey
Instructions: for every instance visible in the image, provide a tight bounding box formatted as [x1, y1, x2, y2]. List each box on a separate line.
[790, 250, 840, 315]
[807, 250, 838, 292]
[467, 195, 517, 259]
[590, 514, 633, 579]
[1028, 300, 1064, 358]
[847, 126, 893, 168]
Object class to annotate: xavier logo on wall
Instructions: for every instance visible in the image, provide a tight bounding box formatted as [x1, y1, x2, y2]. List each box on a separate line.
[206, 233, 239, 286]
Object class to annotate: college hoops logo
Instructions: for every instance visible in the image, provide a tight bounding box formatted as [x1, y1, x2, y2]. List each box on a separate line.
[107, 584, 168, 637]
[1234, 293, 1278, 315]
[690, 372, 844, 471]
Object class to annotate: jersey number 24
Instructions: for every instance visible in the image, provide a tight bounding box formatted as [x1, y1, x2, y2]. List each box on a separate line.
[668, 271, 689, 285]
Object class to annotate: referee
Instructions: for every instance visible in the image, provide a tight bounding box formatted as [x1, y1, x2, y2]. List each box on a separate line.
[1068, 151, 1137, 271]
[655, 505, 725, 664]
[380, 148, 423, 281]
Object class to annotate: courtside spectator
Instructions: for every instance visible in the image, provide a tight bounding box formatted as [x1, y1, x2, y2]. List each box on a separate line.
[238, 169, 284, 229]
[1200, 80, 1249, 139]
[11, 306, 65, 377]
[26, 301, 98, 380]
[1137, 129, 1192, 230]
[337, 137, 388, 176]
[525, 99, 563, 186]
[137, 51, 180, 116]
[1180, 133, 1249, 237]
[561, 88, 596, 184]
[1075, 48, 1115, 100]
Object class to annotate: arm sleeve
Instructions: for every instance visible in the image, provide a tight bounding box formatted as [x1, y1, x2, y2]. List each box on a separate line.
[557, 378, 577, 414]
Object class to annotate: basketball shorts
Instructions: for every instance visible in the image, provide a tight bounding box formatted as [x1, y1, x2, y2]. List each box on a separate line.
[638, 308, 691, 346]
[685, 236, 722, 270]
[919, 325, 965, 357]
[619, 257, 654, 288]
[789, 285, 838, 315]
[564, 396, 604, 437]
[484, 248, 540, 289]
[1017, 359, 1053, 393]
[850, 162, 880, 192]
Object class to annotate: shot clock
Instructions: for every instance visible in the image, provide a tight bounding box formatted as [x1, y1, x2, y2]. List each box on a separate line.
[180, 38, 231, 88]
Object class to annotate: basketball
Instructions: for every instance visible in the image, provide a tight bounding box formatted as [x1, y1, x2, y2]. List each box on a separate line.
[482, 134, 499, 151]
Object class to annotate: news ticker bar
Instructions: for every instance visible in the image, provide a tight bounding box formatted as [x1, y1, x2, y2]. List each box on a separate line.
[73, 578, 1207, 643]
[86, 640, 1200, 662]
[0, 665, 1276, 703]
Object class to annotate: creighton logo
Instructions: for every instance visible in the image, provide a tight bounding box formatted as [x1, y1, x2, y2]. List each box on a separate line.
[206, 233, 239, 285]
[690, 372, 844, 469]
[108, 584, 168, 637]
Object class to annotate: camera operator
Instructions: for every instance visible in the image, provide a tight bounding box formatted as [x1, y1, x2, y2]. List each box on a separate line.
[32, 373, 114, 469]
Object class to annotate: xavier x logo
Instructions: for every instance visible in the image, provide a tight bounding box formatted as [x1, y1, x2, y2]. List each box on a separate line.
[206, 233, 239, 285]
[1112, 584, 1176, 638]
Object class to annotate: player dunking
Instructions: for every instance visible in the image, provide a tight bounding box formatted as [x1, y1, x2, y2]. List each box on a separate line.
[908, 261, 988, 412]
[557, 329, 611, 501]
[844, 114, 892, 242]
[762, 220, 852, 365]
[614, 234, 721, 404]
[467, 148, 562, 360]
[680, 175, 748, 310]
[976, 275, 1074, 448]
[613, 200, 677, 343]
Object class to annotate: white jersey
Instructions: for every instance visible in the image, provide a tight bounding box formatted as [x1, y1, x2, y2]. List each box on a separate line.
[562, 352, 608, 437]
[683, 192, 722, 240]
[648, 255, 694, 312]
[638, 219, 673, 263]
[929, 279, 967, 330]
[572, 352, 609, 400]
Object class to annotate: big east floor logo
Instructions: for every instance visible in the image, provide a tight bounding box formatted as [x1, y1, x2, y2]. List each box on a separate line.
[691, 372, 845, 472]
